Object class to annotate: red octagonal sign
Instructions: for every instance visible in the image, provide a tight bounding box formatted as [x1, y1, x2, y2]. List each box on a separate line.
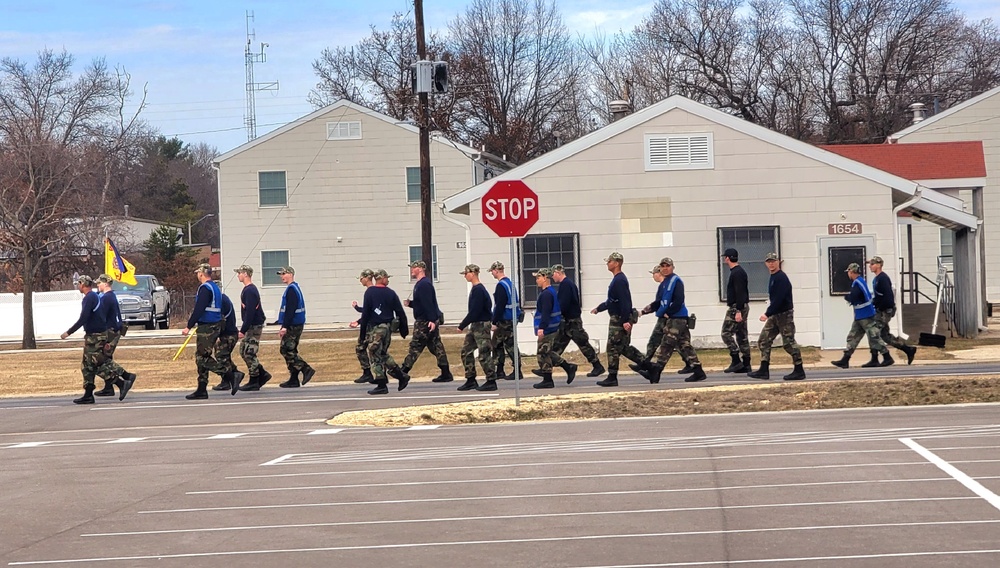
[481, 180, 539, 238]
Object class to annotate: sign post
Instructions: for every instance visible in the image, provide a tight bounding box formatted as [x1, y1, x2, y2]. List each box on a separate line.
[482, 180, 539, 406]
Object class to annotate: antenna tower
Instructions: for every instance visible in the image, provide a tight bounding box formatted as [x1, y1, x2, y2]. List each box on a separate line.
[245, 11, 278, 141]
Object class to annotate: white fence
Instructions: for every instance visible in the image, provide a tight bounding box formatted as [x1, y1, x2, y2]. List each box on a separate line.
[0, 290, 82, 340]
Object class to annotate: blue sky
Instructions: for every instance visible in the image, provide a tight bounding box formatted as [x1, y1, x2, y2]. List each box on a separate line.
[1, 0, 996, 154]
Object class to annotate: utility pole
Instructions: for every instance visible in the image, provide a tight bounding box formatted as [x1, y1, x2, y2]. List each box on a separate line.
[415, 0, 433, 275]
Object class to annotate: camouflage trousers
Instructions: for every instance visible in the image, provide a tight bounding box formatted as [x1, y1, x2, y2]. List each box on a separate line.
[461, 321, 496, 379]
[96, 329, 126, 383]
[654, 318, 701, 366]
[81, 332, 123, 387]
[366, 323, 401, 382]
[536, 331, 567, 373]
[606, 314, 644, 374]
[239, 325, 263, 377]
[195, 322, 227, 383]
[552, 317, 599, 363]
[845, 317, 887, 354]
[356, 331, 370, 371]
[402, 319, 449, 370]
[874, 308, 909, 350]
[280, 324, 308, 372]
[645, 317, 668, 360]
[721, 306, 751, 358]
[216, 333, 238, 374]
[492, 320, 524, 371]
[757, 310, 803, 365]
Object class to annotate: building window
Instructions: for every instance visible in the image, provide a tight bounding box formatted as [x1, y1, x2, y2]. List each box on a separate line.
[940, 228, 954, 262]
[261, 250, 289, 287]
[519, 233, 579, 308]
[717, 226, 779, 301]
[408, 245, 439, 281]
[406, 166, 435, 203]
[645, 133, 714, 171]
[326, 121, 362, 140]
[259, 171, 287, 207]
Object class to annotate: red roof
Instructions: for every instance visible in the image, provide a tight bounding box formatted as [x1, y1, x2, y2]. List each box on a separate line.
[820, 141, 986, 181]
[209, 252, 221, 268]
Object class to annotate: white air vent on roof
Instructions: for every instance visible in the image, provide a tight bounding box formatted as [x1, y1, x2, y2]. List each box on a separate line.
[327, 121, 362, 140]
[645, 133, 714, 171]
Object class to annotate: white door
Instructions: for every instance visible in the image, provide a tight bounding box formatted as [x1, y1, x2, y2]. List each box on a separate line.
[819, 235, 876, 350]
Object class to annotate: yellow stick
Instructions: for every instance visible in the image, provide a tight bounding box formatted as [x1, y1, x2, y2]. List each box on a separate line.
[173, 331, 196, 361]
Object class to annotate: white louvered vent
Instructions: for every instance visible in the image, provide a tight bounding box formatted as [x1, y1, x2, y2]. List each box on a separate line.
[327, 121, 362, 140]
[645, 133, 714, 171]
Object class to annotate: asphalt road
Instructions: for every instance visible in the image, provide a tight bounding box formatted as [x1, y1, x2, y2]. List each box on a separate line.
[3, 363, 1000, 567]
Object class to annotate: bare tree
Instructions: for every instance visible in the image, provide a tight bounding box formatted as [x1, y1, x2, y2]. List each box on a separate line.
[0, 50, 142, 348]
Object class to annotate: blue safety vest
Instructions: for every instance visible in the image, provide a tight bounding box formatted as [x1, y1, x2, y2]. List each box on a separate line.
[499, 277, 523, 321]
[658, 274, 689, 318]
[852, 277, 876, 320]
[533, 286, 562, 335]
[198, 281, 223, 323]
[278, 282, 306, 325]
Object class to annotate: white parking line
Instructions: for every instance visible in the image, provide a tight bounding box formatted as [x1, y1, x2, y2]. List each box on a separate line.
[9, 442, 50, 448]
[571, 549, 1000, 567]
[306, 429, 344, 435]
[406, 425, 440, 430]
[106, 438, 145, 444]
[208, 433, 245, 440]
[88, 393, 499, 411]
[901, 437, 1000, 512]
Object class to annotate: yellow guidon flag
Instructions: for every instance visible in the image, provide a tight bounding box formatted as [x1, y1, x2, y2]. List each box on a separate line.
[104, 237, 138, 286]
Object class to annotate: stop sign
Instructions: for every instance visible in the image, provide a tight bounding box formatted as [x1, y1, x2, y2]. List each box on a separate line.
[481, 180, 539, 238]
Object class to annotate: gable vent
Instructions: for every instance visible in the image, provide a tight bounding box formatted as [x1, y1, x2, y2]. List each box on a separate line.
[645, 133, 714, 171]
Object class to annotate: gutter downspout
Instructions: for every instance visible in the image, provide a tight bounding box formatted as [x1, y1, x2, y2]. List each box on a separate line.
[211, 162, 226, 291]
[440, 203, 473, 293]
[892, 188, 922, 340]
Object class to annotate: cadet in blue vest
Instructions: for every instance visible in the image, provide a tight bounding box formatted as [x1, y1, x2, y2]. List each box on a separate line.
[489, 261, 525, 380]
[832, 262, 892, 369]
[273, 266, 316, 388]
[182, 263, 233, 399]
[532, 268, 577, 388]
[633, 257, 706, 383]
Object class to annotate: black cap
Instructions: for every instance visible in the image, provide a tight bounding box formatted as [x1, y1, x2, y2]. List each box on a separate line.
[723, 248, 738, 261]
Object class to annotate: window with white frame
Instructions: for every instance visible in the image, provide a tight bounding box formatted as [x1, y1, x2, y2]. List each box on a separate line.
[940, 228, 954, 261]
[406, 167, 435, 202]
[519, 233, 580, 308]
[645, 133, 714, 171]
[258, 171, 287, 207]
[326, 121, 362, 140]
[408, 245, 439, 280]
[261, 250, 289, 287]
[717, 226, 779, 301]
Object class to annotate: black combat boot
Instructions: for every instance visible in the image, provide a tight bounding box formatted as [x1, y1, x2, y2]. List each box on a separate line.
[831, 351, 852, 369]
[533, 373, 555, 389]
[741, 355, 752, 374]
[367, 381, 389, 395]
[280, 369, 300, 388]
[389, 366, 410, 391]
[73, 384, 95, 405]
[628, 359, 651, 375]
[239, 373, 261, 392]
[531, 368, 544, 377]
[257, 365, 273, 387]
[94, 380, 116, 397]
[677, 363, 694, 375]
[880, 351, 895, 367]
[301, 365, 316, 385]
[561, 362, 578, 384]
[723, 353, 742, 373]
[457, 377, 479, 391]
[587, 360, 606, 377]
[860, 350, 881, 368]
[748, 360, 770, 380]
[507, 367, 523, 381]
[684, 365, 707, 382]
[114, 371, 136, 401]
[783, 364, 806, 381]
[211, 378, 231, 391]
[596, 373, 618, 387]
[185, 382, 208, 400]
[904, 345, 917, 365]
[354, 369, 374, 384]
[229, 370, 245, 395]
[476, 376, 498, 391]
[646, 362, 665, 384]
[432, 365, 455, 383]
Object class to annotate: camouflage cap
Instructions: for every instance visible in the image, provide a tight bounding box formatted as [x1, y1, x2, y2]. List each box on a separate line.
[489, 261, 504, 271]
[868, 256, 884, 265]
[551, 264, 566, 273]
[359, 268, 375, 279]
[659, 257, 674, 267]
[76, 275, 94, 286]
[649, 265, 661, 274]
[460, 264, 480, 274]
[96, 273, 114, 284]
[233, 264, 254, 276]
[604, 252, 624, 263]
[764, 252, 780, 261]
[374, 268, 391, 279]
[194, 262, 213, 274]
[409, 260, 427, 269]
[846, 262, 862, 273]
[275, 266, 295, 275]
[532, 267, 553, 278]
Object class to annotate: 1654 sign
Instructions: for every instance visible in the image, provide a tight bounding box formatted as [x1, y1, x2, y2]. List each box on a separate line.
[828, 223, 862, 235]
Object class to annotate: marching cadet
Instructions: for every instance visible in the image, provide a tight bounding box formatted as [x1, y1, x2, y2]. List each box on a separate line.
[61, 275, 134, 404]
[401, 260, 453, 382]
[457, 264, 498, 391]
[548, 264, 605, 377]
[721, 248, 751, 373]
[273, 266, 316, 388]
[489, 261, 524, 380]
[182, 263, 234, 399]
[532, 268, 577, 388]
[590, 252, 644, 387]
[869, 256, 917, 364]
[748, 253, 806, 381]
[359, 269, 410, 395]
[633, 258, 706, 383]
[93, 274, 136, 400]
[636, 263, 695, 375]
[234, 265, 272, 392]
[210, 293, 245, 395]
[349, 269, 376, 384]
[831, 263, 892, 369]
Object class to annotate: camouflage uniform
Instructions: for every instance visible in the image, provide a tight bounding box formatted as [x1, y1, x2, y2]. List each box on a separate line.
[216, 333, 239, 373]
[874, 307, 909, 350]
[721, 306, 751, 359]
[552, 318, 599, 364]
[81, 332, 110, 387]
[356, 338, 371, 371]
[461, 321, 496, 379]
[645, 316, 668, 360]
[239, 325, 263, 377]
[366, 323, 401, 381]
[844, 317, 887, 354]
[655, 317, 701, 365]
[536, 330, 567, 372]
[280, 325, 307, 371]
[95, 329, 126, 382]
[402, 318, 448, 369]
[757, 310, 803, 364]
[195, 321, 227, 384]
[493, 320, 519, 368]
[607, 314, 645, 374]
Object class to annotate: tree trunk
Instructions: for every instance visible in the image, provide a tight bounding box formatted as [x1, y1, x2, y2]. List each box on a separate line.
[21, 253, 36, 350]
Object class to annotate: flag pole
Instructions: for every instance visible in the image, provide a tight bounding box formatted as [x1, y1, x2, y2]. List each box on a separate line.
[172, 332, 195, 361]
